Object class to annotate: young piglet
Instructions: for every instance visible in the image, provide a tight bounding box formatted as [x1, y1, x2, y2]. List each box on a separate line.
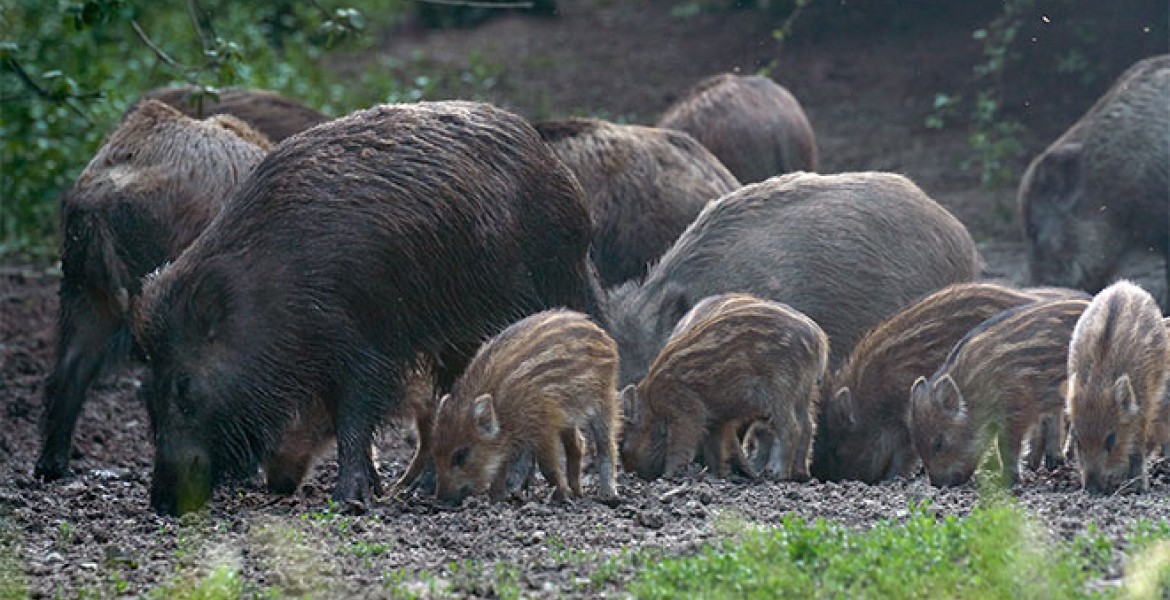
[1067, 281, 1169, 494]
[908, 299, 1088, 487]
[620, 293, 828, 481]
[430, 310, 620, 505]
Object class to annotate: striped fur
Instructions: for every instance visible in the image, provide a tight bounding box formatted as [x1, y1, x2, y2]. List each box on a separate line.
[813, 282, 1039, 483]
[908, 298, 1089, 487]
[1067, 281, 1169, 494]
[620, 293, 828, 481]
[430, 310, 620, 504]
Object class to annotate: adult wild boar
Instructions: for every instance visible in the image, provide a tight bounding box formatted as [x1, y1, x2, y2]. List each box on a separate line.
[535, 118, 740, 287]
[1019, 54, 1170, 309]
[34, 100, 270, 481]
[136, 85, 329, 142]
[657, 73, 817, 183]
[133, 101, 603, 515]
[607, 171, 979, 387]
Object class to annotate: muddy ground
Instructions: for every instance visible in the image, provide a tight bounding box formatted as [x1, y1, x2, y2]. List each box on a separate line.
[3, 1, 1169, 597]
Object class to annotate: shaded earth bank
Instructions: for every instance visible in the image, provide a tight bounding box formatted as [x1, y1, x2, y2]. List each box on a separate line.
[3, 1, 1168, 596]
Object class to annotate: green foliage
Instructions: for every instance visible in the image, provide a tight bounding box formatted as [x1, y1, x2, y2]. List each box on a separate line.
[149, 564, 244, 600]
[630, 502, 1110, 599]
[0, 519, 27, 600]
[2, 0, 503, 260]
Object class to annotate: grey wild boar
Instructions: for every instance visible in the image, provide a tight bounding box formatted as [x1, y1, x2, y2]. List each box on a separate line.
[34, 100, 270, 481]
[429, 310, 620, 505]
[1019, 54, 1170, 309]
[812, 282, 1041, 483]
[135, 85, 329, 143]
[657, 72, 817, 183]
[1067, 280, 1169, 494]
[535, 118, 741, 287]
[133, 101, 605, 515]
[908, 299, 1089, 487]
[607, 171, 979, 387]
[620, 293, 829, 481]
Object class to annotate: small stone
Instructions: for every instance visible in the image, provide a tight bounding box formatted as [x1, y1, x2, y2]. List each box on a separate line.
[637, 510, 665, 530]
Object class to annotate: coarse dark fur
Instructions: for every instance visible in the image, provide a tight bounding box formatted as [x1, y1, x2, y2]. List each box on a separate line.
[620, 294, 828, 481]
[1067, 281, 1169, 494]
[812, 282, 1040, 483]
[657, 73, 817, 184]
[1019, 54, 1170, 310]
[536, 118, 740, 287]
[133, 101, 604, 515]
[430, 310, 620, 505]
[34, 100, 270, 481]
[607, 171, 979, 387]
[135, 85, 329, 143]
[908, 299, 1089, 487]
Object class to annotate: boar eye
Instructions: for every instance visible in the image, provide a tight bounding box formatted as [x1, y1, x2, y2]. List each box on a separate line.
[1104, 433, 1117, 453]
[932, 435, 945, 454]
[452, 447, 471, 468]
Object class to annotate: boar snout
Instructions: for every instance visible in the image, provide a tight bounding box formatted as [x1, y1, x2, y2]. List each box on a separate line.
[150, 445, 212, 516]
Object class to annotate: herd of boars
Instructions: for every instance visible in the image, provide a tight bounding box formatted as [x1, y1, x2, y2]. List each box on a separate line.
[31, 54, 1170, 516]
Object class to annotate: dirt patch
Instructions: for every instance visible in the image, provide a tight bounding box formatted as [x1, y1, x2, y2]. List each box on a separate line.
[3, 2, 1168, 596]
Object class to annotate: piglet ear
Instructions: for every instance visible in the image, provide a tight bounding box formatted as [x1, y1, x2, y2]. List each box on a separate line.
[935, 375, 966, 416]
[834, 387, 857, 428]
[1114, 374, 1139, 417]
[471, 394, 499, 438]
[909, 377, 931, 406]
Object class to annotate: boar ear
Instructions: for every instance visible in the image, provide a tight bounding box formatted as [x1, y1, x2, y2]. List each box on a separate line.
[934, 375, 966, 416]
[186, 271, 229, 342]
[471, 394, 500, 438]
[1032, 143, 1083, 209]
[657, 283, 691, 337]
[619, 384, 639, 423]
[834, 388, 857, 428]
[1114, 374, 1139, 416]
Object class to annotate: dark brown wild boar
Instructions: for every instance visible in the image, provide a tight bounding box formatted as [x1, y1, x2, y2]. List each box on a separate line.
[429, 310, 620, 505]
[1067, 281, 1169, 494]
[607, 171, 979, 387]
[812, 282, 1040, 483]
[135, 85, 329, 143]
[1019, 54, 1170, 310]
[34, 100, 270, 481]
[536, 118, 740, 287]
[133, 101, 605, 515]
[656, 73, 817, 183]
[908, 299, 1089, 487]
[620, 293, 828, 481]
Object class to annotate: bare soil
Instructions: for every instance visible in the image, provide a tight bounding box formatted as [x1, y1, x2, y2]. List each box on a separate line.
[2, 2, 1168, 597]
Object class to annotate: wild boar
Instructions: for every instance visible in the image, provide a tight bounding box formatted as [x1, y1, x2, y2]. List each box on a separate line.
[1067, 280, 1169, 494]
[429, 310, 619, 505]
[812, 282, 1040, 483]
[619, 293, 828, 481]
[607, 171, 979, 387]
[133, 101, 604, 515]
[136, 85, 329, 143]
[34, 100, 270, 481]
[908, 299, 1089, 487]
[656, 72, 817, 183]
[1019, 54, 1170, 310]
[535, 118, 740, 287]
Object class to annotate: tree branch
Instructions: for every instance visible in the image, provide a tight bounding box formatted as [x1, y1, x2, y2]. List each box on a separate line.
[131, 20, 191, 71]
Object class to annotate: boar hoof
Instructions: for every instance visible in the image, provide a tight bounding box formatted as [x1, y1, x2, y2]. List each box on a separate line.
[33, 459, 73, 482]
[595, 492, 622, 508]
[338, 499, 369, 516]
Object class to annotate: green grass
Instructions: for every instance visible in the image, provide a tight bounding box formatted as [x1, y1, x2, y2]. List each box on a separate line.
[149, 564, 244, 600]
[629, 502, 1118, 600]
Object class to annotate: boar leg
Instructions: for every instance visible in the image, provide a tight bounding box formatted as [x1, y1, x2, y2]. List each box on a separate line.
[535, 435, 572, 503]
[996, 428, 1023, 486]
[1041, 413, 1066, 469]
[723, 422, 756, 479]
[560, 428, 584, 498]
[332, 373, 394, 508]
[393, 411, 435, 494]
[585, 413, 619, 503]
[1127, 450, 1149, 492]
[36, 292, 126, 480]
[662, 425, 698, 479]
